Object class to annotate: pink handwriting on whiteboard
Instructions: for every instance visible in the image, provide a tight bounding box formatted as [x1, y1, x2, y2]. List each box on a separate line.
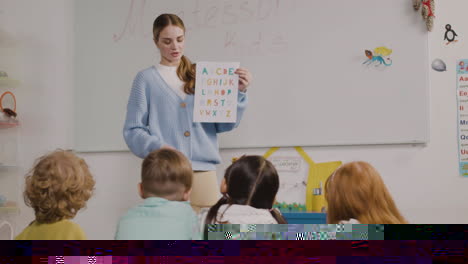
[113, 0, 147, 42]
[112, 0, 289, 54]
[224, 31, 288, 57]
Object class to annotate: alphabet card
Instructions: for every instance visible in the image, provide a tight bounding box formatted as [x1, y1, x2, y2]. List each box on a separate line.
[194, 62, 239, 123]
[457, 59, 468, 176]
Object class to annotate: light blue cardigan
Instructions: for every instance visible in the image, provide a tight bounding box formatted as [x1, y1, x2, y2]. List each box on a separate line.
[123, 66, 248, 170]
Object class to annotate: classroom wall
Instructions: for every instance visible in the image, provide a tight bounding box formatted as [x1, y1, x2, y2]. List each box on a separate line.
[2, 0, 467, 239]
[0, 0, 75, 235]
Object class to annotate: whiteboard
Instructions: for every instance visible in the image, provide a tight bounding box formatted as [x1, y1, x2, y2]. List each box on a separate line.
[74, 0, 429, 151]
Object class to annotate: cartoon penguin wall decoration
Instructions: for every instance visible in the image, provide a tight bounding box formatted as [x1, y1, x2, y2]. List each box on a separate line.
[444, 24, 458, 45]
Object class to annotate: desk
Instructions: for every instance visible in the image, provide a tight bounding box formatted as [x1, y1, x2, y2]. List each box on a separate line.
[282, 212, 327, 224]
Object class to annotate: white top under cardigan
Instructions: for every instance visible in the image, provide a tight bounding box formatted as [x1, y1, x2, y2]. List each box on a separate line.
[155, 64, 186, 100]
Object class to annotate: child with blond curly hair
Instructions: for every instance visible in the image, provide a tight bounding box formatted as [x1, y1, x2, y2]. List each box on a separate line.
[15, 150, 95, 240]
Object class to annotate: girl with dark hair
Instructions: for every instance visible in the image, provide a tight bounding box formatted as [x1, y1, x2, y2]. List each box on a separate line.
[201, 155, 287, 228]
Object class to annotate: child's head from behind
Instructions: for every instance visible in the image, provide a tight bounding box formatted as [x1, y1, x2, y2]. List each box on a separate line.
[221, 155, 279, 208]
[24, 150, 95, 224]
[140, 149, 193, 201]
[325, 161, 407, 224]
[206, 155, 286, 224]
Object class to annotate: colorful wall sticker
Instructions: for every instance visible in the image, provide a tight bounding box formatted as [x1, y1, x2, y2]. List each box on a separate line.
[444, 24, 458, 45]
[363, 46, 393, 67]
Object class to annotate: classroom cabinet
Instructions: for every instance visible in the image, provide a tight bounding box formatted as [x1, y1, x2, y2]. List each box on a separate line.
[0, 73, 20, 240]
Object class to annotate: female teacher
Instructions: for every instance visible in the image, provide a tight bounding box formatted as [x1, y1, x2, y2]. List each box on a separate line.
[123, 14, 252, 213]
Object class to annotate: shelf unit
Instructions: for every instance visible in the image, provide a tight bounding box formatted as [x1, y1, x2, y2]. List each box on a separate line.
[0, 121, 19, 129]
[0, 165, 18, 170]
[0, 74, 20, 240]
[0, 207, 19, 214]
[0, 79, 20, 88]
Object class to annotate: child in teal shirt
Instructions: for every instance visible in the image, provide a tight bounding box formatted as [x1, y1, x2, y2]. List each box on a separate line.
[115, 149, 200, 240]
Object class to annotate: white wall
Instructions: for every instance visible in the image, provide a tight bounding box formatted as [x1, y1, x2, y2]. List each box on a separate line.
[1, 0, 467, 239]
[0, 0, 75, 236]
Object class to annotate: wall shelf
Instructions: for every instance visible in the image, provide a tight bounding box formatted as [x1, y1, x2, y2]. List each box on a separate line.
[0, 164, 17, 170]
[0, 79, 20, 88]
[0, 121, 19, 129]
[0, 207, 19, 214]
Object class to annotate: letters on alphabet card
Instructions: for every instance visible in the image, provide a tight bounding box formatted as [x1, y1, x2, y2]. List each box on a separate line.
[194, 62, 240, 123]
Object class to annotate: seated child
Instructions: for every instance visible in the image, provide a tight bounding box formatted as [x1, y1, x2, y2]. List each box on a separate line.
[324, 161, 408, 224]
[201, 155, 287, 226]
[115, 149, 199, 240]
[15, 150, 95, 240]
